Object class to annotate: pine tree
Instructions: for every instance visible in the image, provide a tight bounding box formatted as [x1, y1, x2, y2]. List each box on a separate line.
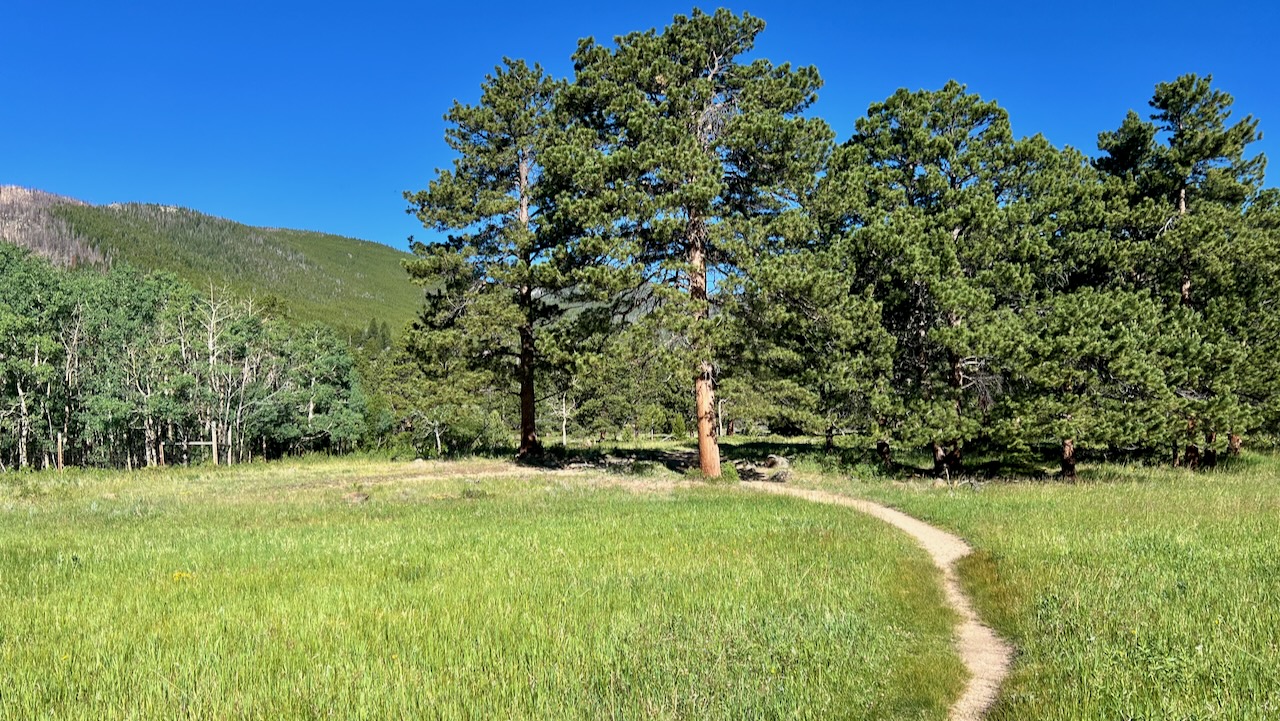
[725, 229, 895, 451]
[1096, 74, 1267, 462]
[405, 59, 565, 459]
[820, 82, 1042, 474]
[549, 9, 831, 476]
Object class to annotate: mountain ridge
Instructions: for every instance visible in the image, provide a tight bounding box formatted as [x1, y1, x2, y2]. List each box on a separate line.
[0, 185, 420, 333]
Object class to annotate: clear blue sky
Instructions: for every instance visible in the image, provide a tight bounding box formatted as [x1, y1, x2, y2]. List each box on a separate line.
[4, 0, 1277, 250]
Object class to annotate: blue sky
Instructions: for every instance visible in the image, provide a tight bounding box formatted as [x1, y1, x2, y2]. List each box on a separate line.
[4, 0, 1277, 250]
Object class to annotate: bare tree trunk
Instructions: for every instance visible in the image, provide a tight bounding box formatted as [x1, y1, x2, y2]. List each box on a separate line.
[211, 420, 219, 466]
[16, 382, 29, 470]
[689, 219, 720, 478]
[561, 393, 568, 448]
[1061, 438, 1077, 481]
[144, 418, 158, 468]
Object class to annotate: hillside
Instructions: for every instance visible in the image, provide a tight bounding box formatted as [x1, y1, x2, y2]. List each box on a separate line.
[0, 185, 421, 333]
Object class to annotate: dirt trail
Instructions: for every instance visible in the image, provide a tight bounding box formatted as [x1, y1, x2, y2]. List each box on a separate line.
[745, 482, 1012, 721]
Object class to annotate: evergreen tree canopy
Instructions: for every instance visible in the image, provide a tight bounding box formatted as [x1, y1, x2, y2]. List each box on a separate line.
[404, 58, 567, 458]
[548, 8, 832, 475]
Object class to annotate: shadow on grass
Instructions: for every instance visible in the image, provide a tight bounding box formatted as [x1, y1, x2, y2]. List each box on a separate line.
[512, 436, 1260, 483]
[515, 444, 699, 474]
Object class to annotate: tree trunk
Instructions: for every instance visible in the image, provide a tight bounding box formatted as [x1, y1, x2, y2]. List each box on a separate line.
[561, 393, 568, 448]
[825, 425, 835, 452]
[876, 440, 893, 470]
[945, 444, 963, 476]
[516, 321, 541, 459]
[688, 218, 720, 478]
[1184, 444, 1200, 471]
[1203, 431, 1218, 470]
[1177, 187, 1193, 306]
[513, 149, 542, 461]
[16, 381, 29, 470]
[211, 420, 219, 466]
[932, 441, 947, 476]
[144, 418, 158, 468]
[694, 364, 719, 476]
[1061, 438, 1077, 481]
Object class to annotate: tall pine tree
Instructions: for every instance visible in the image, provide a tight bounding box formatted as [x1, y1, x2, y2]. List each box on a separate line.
[549, 9, 831, 476]
[405, 59, 564, 459]
[1096, 73, 1266, 463]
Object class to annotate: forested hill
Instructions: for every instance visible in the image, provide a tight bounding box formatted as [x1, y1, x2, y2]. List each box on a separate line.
[0, 185, 419, 333]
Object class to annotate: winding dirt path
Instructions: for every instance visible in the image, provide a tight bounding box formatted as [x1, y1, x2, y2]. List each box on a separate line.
[745, 482, 1013, 721]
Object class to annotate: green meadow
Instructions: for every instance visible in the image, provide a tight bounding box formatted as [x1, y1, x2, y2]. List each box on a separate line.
[8, 451, 1280, 719]
[0, 459, 961, 720]
[797, 455, 1280, 720]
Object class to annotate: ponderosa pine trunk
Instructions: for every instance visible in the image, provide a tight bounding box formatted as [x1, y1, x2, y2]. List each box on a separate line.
[514, 151, 542, 461]
[689, 214, 720, 478]
[516, 319, 540, 459]
[1061, 438, 1077, 481]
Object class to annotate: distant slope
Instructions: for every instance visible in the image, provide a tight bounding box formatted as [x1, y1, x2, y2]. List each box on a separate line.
[0, 186, 420, 332]
[0, 186, 103, 266]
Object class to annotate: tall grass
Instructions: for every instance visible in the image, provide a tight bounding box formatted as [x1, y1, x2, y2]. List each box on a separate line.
[0, 459, 962, 719]
[806, 457, 1280, 720]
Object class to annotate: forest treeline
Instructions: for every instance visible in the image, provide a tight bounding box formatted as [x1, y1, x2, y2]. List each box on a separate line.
[0, 243, 366, 471]
[399, 9, 1280, 478]
[4, 9, 1277, 478]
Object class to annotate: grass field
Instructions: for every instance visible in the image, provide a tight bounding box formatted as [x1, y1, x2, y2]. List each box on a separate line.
[797, 456, 1280, 720]
[0, 459, 962, 720]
